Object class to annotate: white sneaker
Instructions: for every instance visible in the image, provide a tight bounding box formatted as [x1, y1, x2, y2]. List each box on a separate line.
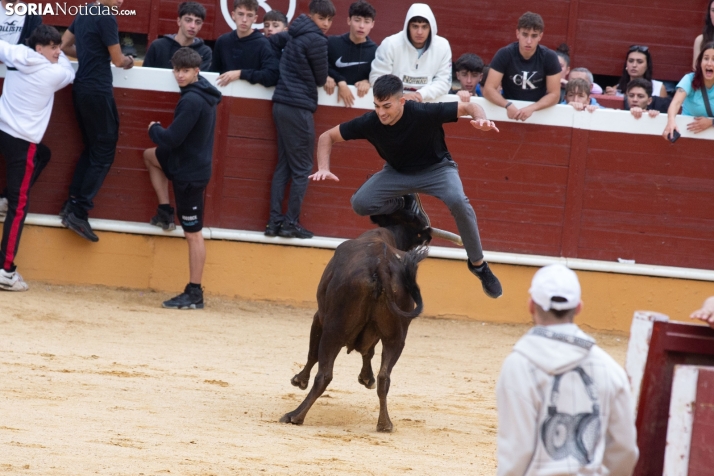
[0, 269, 29, 291]
[0, 197, 7, 217]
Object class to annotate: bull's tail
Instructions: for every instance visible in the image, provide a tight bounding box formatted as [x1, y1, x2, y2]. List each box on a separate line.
[386, 246, 429, 319]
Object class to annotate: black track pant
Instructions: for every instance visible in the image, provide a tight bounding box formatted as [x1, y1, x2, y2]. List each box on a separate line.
[0, 130, 50, 272]
[67, 91, 119, 218]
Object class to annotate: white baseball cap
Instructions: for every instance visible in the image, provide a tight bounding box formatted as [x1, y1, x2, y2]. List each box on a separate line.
[529, 264, 581, 311]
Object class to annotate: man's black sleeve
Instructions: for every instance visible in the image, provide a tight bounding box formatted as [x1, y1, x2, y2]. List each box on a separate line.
[143, 41, 159, 68]
[489, 46, 510, 74]
[306, 35, 329, 87]
[210, 37, 224, 73]
[149, 95, 202, 150]
[241, 41, 279, 87]
[327, 36, 346, 84]
[339, 113, 371, 141]
[199, 45, 212, 72]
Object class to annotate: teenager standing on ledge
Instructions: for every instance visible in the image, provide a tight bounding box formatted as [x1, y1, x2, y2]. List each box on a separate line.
[60, 0, 134, 242]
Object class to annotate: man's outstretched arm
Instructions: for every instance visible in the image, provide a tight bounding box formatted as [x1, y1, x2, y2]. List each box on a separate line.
[310, 126, 345, 181]
[457, 101, 500, 133]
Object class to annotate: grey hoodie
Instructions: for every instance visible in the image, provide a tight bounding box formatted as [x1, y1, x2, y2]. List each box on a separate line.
[496, 323, 639, 476]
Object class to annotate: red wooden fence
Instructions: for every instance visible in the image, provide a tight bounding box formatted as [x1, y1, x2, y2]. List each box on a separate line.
[2, 74, 712, 271]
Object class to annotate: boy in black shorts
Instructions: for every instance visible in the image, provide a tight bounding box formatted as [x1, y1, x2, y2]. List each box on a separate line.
[143, 48, 222, 309]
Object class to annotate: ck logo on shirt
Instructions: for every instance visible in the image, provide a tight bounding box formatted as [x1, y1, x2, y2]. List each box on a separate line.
[512, 71, 540, 89]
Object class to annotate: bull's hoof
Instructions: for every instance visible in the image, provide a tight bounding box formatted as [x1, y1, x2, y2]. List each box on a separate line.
[358, 374, 376, 389]
[376, 421, 394, 433]
[279, 412, 304, 425]
[291, 374, 308, 390]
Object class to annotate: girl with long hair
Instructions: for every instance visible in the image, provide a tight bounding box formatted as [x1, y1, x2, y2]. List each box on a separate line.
[605, 45, 666, 97]
[663, 42, 714, 139]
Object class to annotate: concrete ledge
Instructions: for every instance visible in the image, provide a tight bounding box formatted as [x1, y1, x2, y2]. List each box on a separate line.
[13, 224, 711, 333]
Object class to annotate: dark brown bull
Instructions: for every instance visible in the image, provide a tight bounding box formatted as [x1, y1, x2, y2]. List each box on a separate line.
[280, 207, 432, 432]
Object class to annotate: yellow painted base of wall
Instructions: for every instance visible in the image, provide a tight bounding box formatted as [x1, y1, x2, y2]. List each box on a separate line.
[15, 225, 712, 333]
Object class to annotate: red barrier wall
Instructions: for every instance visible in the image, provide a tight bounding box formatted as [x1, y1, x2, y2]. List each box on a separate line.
[3, 79, 712, 271]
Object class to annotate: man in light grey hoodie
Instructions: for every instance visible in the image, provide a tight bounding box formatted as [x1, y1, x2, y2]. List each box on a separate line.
[496, 264, 639, 476]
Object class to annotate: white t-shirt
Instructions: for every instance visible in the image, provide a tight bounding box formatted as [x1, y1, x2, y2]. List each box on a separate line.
[0, 8, 25, 45]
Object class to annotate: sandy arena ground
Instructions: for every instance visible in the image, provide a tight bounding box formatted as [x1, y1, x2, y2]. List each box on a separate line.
[0, 285, 628, 475]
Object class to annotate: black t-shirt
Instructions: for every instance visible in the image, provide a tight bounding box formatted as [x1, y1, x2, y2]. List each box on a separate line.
[490, 42, 561, 102]
[69, 6, 119, 96]
[339, 101, 459, 173]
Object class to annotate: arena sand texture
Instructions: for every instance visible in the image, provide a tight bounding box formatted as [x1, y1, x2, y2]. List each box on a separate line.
[0, 285, 628, 475]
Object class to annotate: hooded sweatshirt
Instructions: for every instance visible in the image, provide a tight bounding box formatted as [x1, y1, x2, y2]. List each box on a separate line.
[369, 3, 452, 101]
[210, 30, 279, 87]
[148, 75, 222, 183]
[327, 32, 377, 85]
[0, 40, 75, 143]
[496, 323, 639, 476]
[143, 34, 212, 72]
[270, 14, 328, 112]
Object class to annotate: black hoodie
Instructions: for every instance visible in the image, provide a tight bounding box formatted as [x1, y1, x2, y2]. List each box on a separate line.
[143, 35, 212, 71]
[148, 75, 222, 183]
[210, 30, 279, 87]
[270, 14, 328, 112]
[327, 33, 377, 85]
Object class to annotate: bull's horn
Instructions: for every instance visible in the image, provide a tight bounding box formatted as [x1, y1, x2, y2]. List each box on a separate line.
[430, 228, 463, 246]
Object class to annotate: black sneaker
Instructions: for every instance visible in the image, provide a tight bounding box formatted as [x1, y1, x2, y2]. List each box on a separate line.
[59, 200, 70, 218]
[468, 261, 503, 299]
[278, 222, 314, 239]
[150, 206, 176, 231]
[264, 220, 282, 237]
[62, 212, 99, 242]
[403, 193, 431, 229]
[162, 284, 204, 310]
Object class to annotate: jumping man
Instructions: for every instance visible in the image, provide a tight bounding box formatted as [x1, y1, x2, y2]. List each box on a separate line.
[310, 74, 503, 298]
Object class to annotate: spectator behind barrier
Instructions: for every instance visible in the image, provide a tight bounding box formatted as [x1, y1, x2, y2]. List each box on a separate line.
[451, 53, 485, 102]
[484, 11, 561, 122]
[560, 78, 598, 112]
[212, 0, 279, 87]
[605, 45, 667, 97]
[691, 296, 714, 329]
[265, 0, 334, 239]
[60, 0, 134, 243]
[325, 0, 377, 107]
[263, 9, 288, 38]
[144, 48, 222, 310]
[143, 1, 212, 71]
[369, 3, 452, 102]
[496, 264, 639, 476]
[569, 67, 603, 94]
[663, 42, 714, 139]
[693, 0, 714, 70]
[556, 43, 570, 102]
[624, 78, 670, 118]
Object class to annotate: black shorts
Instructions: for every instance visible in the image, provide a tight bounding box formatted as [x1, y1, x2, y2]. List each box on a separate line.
[156, 147, 173, 181]
[173, 179, 208, 233]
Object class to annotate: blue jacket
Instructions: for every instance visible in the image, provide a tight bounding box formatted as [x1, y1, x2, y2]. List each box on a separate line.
[149, 75, 222, 182]
[270, 14, 328, 112]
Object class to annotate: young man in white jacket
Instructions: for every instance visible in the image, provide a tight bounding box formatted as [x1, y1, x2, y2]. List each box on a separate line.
[0, 25, 75, 291]
[369, 3, 451, 102]
[496, 264, 639, 476]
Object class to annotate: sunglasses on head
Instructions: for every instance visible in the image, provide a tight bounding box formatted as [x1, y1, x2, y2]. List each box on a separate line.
[629, 45, 649, 53]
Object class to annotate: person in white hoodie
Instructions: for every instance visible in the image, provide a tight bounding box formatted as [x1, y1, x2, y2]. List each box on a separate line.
[496, 264, 639, 476]
[369, 3, 451, 102]
[0, 25, 75, 291]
